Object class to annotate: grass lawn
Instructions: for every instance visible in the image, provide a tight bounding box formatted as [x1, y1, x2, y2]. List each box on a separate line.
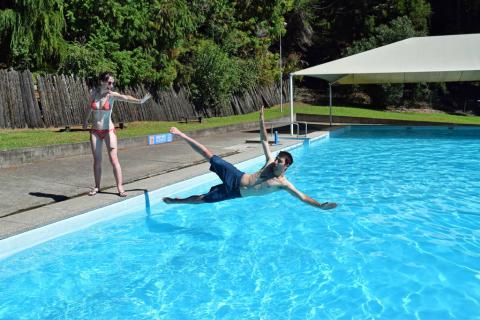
[1, 103, 480, 150]
[293, 103, 480, 124]
[0, 108, 287, 150]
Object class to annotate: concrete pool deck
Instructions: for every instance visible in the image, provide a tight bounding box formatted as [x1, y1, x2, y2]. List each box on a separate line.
[0, 126, 333, 240]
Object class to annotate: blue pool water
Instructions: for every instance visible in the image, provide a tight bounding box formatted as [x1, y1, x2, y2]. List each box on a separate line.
[1, 126, 480, 319]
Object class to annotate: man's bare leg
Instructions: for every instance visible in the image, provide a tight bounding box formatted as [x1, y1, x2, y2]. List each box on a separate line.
[164, 128, 214, 205]
[170, 127, 213, 160]
[163, 195, 205, 204]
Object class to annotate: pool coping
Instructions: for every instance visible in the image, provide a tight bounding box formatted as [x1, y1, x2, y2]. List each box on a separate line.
[0, 131, 334, 260]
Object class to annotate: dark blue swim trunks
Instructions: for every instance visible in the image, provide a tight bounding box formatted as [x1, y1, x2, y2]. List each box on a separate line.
[202, 155, 245, 203]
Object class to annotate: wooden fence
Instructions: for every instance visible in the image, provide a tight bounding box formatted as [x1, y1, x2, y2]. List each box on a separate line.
[0, 69, 286, 128]
[0, 69, 43, 128]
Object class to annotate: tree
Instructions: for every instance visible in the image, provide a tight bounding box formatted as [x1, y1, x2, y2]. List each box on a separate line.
[345, 16, 427, 106]
[189, 40, 240, 112]
[302, 0, 431, 67]
[0, 0, 66, 70]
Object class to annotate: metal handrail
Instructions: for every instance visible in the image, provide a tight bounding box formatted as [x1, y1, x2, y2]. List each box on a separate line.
[263, 120, 308, 139]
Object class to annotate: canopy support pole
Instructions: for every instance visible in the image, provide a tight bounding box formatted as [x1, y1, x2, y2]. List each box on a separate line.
[289, 74, 294, 135]
[329, 83, 333, 126]
[279, 32, 283, 113]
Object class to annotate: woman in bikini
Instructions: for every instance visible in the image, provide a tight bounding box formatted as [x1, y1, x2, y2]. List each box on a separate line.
[83, 72, 151, 197]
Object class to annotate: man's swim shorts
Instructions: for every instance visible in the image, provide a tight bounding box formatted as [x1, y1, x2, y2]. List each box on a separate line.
[202, 155, 245, 203]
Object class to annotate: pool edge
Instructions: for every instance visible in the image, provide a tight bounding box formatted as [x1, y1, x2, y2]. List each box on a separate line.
[0, 132, 331, 260]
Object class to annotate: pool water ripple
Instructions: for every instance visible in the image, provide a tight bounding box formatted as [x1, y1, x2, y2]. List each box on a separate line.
[1, 126, 480, 319]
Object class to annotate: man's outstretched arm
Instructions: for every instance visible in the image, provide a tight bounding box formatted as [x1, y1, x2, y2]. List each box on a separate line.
[259, 106, 273, 162]
[283, 181, 337, 210]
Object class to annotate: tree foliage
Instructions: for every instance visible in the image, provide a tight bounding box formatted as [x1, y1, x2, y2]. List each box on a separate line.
[0, 0, 66, 69]
[344, 16, 426, 106]
[56, 0, 290, 104]
[0, 0, 479, 110]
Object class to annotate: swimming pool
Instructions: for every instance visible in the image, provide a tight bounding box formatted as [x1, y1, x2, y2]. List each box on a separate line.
[1, 126, 480, 319]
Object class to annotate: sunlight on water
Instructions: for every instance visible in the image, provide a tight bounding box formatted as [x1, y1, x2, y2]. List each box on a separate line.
[1, 126, 480, 319]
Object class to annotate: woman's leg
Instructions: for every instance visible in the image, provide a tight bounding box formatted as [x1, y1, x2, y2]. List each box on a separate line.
[106, 131, 127, 196]
[90, 132, 103, 194]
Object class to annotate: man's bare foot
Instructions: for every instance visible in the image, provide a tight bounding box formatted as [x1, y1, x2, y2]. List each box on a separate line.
[169, 127, 182, 136]
[320, 202, 337, 210]
[163, 197, 177, 204]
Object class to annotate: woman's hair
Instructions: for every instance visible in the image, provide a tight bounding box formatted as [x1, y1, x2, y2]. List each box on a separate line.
[98, 72, 114, 83]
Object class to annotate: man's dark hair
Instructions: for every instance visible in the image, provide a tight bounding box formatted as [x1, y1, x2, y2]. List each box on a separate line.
[99, 72, 114, 83]
[278, 151, 293, 166]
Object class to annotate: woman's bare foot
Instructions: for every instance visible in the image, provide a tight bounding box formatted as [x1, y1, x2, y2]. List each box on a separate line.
[88, 187, 99, 196]
[118, 187, 127, 197]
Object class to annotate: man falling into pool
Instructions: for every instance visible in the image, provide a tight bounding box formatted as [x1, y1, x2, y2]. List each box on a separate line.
[163, 106, 337, 210]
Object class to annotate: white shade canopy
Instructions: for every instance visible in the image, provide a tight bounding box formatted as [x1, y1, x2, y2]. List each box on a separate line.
[292, 33, 480, 84]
